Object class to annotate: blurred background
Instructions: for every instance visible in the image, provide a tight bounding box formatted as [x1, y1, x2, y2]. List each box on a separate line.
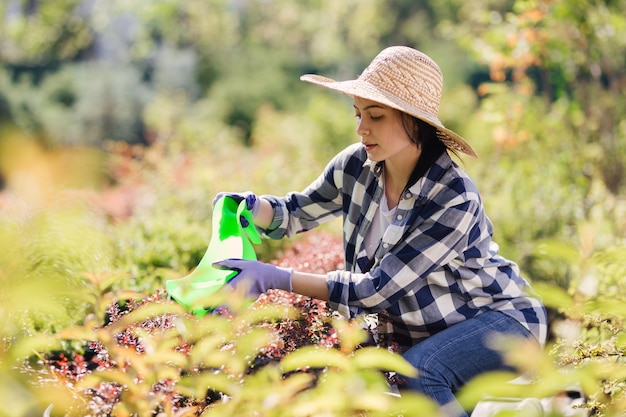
[2, 0, 624, 278]
[1, 0, 626, 414]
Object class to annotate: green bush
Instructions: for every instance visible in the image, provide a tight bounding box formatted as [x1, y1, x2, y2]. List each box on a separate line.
[18, 271, 438, 416]
[459, 238, 626, 417]
[0, 62, 150, 146]
[0, 201, 113, 335]
[463, 91, 624, 288]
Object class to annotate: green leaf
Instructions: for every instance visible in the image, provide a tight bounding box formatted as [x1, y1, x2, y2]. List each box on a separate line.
[108, 302, 186, 333]
[100, 290, 145, 306]
[280, 346, 349, 372]
[98, 273, 130, 293]
[583, 298, 626, 319]
[278, 372, 315, 396]
[332, 318, 368, 351]
[76, 369, 134, 389]
[175, 315, 230, 342]
[177, 372, 238, 398]
[238, 303, 298, 325]
[234, 328, 272, 358]
[534, 240, 580, 264]
[156, 366, 181, 382]
[531, 282, 574, 310]
[55, 326, 98, 342]
[352, 347, 417, 377]
[195, 348, 238, 373]
[8, 334, 60, 360]
[386, 391, 440, 417]
[189, 334, 229, 366]
[457, 371, 521, 409]
[143, 350, 187, 367]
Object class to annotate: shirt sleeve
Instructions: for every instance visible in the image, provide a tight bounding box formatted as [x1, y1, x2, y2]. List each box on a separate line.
[327, 189, 481, 317]
[259, 144, 360, 239]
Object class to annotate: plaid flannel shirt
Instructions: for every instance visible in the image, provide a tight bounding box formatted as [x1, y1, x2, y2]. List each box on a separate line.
[262, 143, 547, 350]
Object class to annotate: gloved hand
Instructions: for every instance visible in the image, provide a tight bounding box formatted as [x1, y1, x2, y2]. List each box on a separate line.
[212, 258, 293, 298]
[212, 191, 259, 227]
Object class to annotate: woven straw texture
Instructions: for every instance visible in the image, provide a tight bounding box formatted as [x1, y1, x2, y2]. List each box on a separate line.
[301, 46, 477, 158]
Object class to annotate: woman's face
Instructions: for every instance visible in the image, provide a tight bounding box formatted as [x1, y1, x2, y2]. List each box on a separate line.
[353, 97, 417, 163]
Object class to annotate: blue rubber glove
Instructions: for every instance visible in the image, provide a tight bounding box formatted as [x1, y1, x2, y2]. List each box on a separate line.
[212, 192, 259, 227]
[212, 258, 293, 298]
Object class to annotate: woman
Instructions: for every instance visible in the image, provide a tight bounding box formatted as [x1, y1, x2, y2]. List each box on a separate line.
[213, 46, 547, 417]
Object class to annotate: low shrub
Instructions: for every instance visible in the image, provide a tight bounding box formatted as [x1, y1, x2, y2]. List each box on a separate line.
[18, 230, 435, 416]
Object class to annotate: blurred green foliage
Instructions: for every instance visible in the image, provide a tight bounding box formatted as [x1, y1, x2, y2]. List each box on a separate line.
[2, 223, 439, 416]
[446, 0, 626, 285]
[0, 159, 111, 416]
[0, 63, 150, 145]
[459, 239, 626, 416]
[1, 0, 626, 415]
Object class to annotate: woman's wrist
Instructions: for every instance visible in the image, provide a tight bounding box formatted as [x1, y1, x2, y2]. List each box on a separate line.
[253, 198, 274, 229]
[291, 271, 329, 301]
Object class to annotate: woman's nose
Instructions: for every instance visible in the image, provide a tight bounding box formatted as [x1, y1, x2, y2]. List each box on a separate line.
[356, 119, 370, 137]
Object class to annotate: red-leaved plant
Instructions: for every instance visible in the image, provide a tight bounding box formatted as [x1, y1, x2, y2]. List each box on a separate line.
[42, 231, 351, 415]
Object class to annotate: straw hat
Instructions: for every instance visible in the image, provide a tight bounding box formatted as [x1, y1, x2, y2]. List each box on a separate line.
[300, 46, 477, 158]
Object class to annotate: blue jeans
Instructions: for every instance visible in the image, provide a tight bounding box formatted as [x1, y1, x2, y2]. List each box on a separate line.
[401, 311, 535, 417]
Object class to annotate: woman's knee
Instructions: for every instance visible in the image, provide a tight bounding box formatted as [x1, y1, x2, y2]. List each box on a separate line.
[402, 341, 458, 389]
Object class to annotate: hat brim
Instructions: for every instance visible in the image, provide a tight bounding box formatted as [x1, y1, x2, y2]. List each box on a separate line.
[300, 74, 478, 158]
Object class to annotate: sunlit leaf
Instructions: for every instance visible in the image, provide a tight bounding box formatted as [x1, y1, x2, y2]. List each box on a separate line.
[288, 389, 346, 416]
[175, 315, 230, 342]
[277, 372, 315, 396]
[352, 347, 417, 377]
[583, 298, 626, 319]
[0, 374, 35, 417]
[55, 326, 99, 342]
[189, 334, 230, 366]
[6, 280, 70, 319]
[177, 372, 238, 398]
[531, 281, 574, 311]
[108, 345, 149, 377]
[196, 349, 237, 374]
[280, 346, 350, 372]
[457, 371, 521, 409]
[534, 239, 580, 264]
[100, 290, 150, 307]
[233, 328, 272, 359]
[143, 350, 187, 367]
[238, 303, 298, 325]
[108, 302, 186, 333]
[156, 366, 181, 382]
[76, 370, 133, 390]
[387, 391, 442, 417]
[332, 318, 368, 352]
[8, 334, 60, 361]
[345, 390, 391, 412]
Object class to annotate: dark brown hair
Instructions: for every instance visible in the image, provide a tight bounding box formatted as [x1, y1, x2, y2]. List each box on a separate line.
[400, 113, 448, 187]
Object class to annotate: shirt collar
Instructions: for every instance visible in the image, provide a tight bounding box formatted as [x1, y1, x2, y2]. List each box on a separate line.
[407, 152, 454, 203]
[364, 158, 384, 177]
[363, 151, 454, 202]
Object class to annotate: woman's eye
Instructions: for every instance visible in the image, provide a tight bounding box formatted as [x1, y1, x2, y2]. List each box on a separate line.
[370, 115, 383, 120]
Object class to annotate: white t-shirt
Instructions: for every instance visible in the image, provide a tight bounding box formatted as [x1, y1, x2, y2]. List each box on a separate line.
[364, 186, 397, 258]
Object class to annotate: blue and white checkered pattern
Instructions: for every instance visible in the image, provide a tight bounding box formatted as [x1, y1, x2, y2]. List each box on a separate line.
[262, 143, 547, 350]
